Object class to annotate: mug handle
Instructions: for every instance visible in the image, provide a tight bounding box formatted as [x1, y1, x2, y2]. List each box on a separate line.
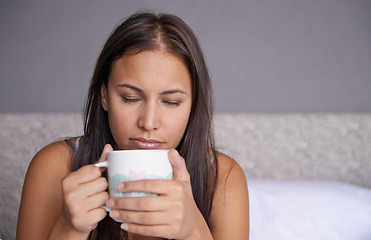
[95, 161, 108, 168]
[94, 161, 114, 214]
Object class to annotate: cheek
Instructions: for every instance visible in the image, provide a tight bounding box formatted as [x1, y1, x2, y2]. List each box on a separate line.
[107, 109, 132, 137]
[167, 110, 191, 146]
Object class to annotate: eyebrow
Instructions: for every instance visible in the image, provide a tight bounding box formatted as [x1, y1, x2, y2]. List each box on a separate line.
[117, 83, 142, 92]
[117, 83, 188, 95]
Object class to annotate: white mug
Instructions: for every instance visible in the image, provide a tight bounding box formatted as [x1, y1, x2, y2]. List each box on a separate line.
[95, 149, 173, 198]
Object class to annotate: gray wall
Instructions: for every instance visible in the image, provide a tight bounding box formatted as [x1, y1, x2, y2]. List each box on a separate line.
[1, 0, 370, 113]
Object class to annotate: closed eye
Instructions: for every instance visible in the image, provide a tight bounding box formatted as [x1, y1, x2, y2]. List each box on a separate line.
[122, 96, 140, 103]
[163, 101, 181, 107]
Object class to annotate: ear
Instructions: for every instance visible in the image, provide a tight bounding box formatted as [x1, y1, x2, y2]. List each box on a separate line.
[101, 83, 108, 111]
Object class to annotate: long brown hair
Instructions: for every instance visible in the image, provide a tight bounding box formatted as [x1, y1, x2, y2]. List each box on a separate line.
[73, 11, 218, 239]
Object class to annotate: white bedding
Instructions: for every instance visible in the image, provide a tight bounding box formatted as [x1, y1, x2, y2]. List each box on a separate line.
[248, 179, 371, 240]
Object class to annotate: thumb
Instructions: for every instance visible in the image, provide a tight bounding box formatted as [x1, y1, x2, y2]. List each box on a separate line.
[94, 144, 113, 171]
[168, 149, 190, 182]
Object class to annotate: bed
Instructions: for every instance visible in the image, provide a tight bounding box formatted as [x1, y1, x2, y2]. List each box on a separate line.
[0, 112, 370, 239]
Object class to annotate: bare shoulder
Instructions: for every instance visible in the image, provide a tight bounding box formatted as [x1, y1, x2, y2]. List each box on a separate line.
[209, 152, 249, 240]
[22, 139, 77, 197]
[215, 152, 246, 185]
[28, 140, 74, 175]
[22, 138, 77, 200]
[17, 139, 76, 239]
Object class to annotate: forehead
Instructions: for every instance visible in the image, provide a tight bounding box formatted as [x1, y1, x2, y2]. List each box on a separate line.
[109, 50, 192, 91]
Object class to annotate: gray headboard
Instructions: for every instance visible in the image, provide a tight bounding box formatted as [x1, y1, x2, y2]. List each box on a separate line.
[213, 113, 371, 189]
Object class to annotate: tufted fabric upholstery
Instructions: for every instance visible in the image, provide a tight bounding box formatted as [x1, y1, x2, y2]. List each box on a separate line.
[213, 113, 371, 188]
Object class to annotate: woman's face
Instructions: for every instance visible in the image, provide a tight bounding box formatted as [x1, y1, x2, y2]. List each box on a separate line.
[102, 50, 192, 150]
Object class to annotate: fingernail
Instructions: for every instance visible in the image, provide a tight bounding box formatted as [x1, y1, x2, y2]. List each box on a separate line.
[106, 199, 114, 208]
[109, 210, 119, 219]
[170, 149, 180, 157]
[121, 223, 128, 231]
[104, 144, 111, 150]
[116, 182, 124, 190]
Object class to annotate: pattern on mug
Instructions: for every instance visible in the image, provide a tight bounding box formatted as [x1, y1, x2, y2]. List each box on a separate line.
[109, 171, 173, 197]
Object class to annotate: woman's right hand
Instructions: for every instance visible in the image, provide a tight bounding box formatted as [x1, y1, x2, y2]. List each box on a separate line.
[60, 144, 112, 233]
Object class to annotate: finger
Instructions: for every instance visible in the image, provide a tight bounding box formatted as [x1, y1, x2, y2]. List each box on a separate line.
[116, 179, 179, 196]
[63, 145, 113, 188]
[95, 144, 113, 173]
[108, 194, 169, 212]
[110, 209, 169, 225]
[168, 149, 190, 182]
[97, 144, 113, 163]
[74, 176, 108, 197]
[68, 205, 108, 233]
[120, 223, 172, 238]
[85, 191, 110, 212]
[64, 179, 108, 215]
[63, 165, 102, 189]
[85, 207, 108, 228]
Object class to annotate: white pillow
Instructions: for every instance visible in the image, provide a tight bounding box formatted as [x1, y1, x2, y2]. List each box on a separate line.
[248, 179, 371, 240]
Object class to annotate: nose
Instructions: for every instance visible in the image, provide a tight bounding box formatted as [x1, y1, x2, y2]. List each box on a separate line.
[137, 102, 160, 131]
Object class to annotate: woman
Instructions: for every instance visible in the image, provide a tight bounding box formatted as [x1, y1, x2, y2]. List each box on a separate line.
[17, 11, 249, 240]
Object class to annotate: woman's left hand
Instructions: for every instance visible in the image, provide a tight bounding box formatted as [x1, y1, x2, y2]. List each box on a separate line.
[105, 149, 212, 240]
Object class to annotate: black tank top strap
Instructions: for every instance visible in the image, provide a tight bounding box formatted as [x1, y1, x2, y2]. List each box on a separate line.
[63, 136, 81, 155]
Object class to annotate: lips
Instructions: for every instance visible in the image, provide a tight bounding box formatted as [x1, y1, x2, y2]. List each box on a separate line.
[129, 137, 165, 149]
